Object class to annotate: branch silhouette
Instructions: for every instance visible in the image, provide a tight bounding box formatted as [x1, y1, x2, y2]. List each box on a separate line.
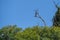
[34, 10, 46, 26]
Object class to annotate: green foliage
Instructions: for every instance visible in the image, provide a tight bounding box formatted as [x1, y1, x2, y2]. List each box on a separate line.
[0, 25, 22, 40]
[0, 25, 60, 40]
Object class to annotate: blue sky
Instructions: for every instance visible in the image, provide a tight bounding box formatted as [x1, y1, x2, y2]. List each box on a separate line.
[0, 0, 60, 28]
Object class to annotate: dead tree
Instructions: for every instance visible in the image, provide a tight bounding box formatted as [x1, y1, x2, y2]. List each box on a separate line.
[34, 10, 46, 26]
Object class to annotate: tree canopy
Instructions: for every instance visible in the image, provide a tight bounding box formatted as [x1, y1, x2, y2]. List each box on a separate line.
[0, 25, 60, 40]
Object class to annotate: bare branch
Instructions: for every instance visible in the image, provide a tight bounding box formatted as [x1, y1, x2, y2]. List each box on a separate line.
[34, 10, 46, 26]
[52, 0, 60, 8]
[52, 0, 58, 8]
